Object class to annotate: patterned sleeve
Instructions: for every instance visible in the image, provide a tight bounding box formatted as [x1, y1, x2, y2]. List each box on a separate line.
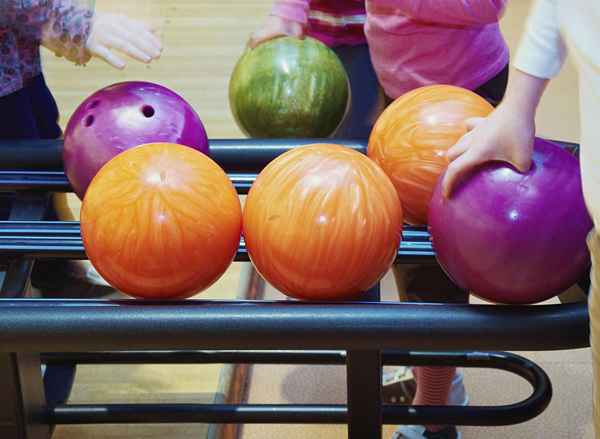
[0, 0, 95, 65]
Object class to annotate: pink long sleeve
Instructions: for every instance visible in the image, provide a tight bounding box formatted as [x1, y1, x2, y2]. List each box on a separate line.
[271, 0, 310, 24]
[368, 0, 507, 26]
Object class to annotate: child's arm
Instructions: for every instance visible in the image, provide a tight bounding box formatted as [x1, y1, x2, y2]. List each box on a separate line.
[248, 0, 309, 48]
[0, 0, 161, 69]
[370, 0, 507, 26]
[441, 0, 566, 197]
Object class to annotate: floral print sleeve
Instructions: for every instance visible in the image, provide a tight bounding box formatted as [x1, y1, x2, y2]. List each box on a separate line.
[1, 0, 94, 64]
[0, 0, 94, 97]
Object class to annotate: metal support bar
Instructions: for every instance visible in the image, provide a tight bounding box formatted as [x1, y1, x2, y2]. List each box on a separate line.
[0, 299, 588, 352]
[0, 138, 576, 172]
[0, 138, 578, 194]
[0, 139, 365, 172]
[346, 283, 382, 438]
[0, 354, 50, 439]
[0, 220, 436, 264]
[0, 194, 51, 439]
[0, 195, 48, 297]
[41, 350, 347, 365]
[347, 350, 382, 438]
[46, 351, 550, 427]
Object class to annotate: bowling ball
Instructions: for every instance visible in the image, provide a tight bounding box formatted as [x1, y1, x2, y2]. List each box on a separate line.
[229, 36, 350, 138]
[243, 143, 403, 300]
[368, 84, 493, 225]
[80, 143, 242, 299]
[429, 138, 592, 304]
[64, 81, 208, 199]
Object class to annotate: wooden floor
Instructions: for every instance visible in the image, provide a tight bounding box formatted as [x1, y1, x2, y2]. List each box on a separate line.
[42, 1, 591, 438]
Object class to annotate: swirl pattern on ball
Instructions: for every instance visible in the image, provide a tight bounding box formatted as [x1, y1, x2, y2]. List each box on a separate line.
[368, 85, 493, 225]
[243, 144, 403, 300]
[81, 143, 242, 299]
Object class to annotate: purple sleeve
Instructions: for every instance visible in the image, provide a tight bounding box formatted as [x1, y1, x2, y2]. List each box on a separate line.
[1, 0, 94, 64]
[369, 0, 508, 25]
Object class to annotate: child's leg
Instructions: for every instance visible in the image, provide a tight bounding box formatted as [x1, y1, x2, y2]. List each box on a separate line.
[331, 44, 385, 139]
[26, 74, 62, 139]
[587, 230, 600, 439]
[16, 74, 105, 295]
[394, 264, 468, 433]
[0, 86, 41, 138]
[0, 84, 40, 227]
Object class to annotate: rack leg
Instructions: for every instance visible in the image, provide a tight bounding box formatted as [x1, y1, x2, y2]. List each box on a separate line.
[0, 192, 64, 439]
[0, 354, 50, 439]
[346, 350, 382, 438]
[346, 283, 382, 438]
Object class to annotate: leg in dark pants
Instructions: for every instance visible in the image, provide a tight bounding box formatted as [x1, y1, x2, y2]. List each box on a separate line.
[332, 44, 386, 140]
[0, 75, 112, 296]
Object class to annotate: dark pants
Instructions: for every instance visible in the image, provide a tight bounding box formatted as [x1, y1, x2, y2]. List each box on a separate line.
[332, 44, 385, 139]
[390, 64, 509, 303]
[0, 74, 73, 291]
[0, 74, 62, 140]
[0, 74, 61, 220]
[473, 64, 509, 107]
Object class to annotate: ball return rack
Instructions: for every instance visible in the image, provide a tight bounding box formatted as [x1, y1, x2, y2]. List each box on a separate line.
[0, 138, 590, 439]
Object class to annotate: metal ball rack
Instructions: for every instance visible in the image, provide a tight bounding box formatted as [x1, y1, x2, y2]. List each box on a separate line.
[0, 138, 590, 439]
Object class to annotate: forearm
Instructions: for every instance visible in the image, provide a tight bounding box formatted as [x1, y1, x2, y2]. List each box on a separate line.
[501, 69, 549, 120]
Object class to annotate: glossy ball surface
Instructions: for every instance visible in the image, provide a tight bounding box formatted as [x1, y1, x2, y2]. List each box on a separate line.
[368, 85, 493, 225]
[429, 138, 592, 304]
[64, 81, 208, 199]
[243, 143, 403, 300]
[81, 143, 242, 299]
[229, 37, 349, 138]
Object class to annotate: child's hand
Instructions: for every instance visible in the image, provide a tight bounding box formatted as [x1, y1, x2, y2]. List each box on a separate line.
[248, 15, 304, 48]
[441, 103, 536, 198]
[86, 13, 163, 69]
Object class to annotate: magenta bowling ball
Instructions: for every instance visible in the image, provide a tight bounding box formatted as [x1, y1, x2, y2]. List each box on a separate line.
[63, 81, 209, 199]
[429, 138, 592, 304]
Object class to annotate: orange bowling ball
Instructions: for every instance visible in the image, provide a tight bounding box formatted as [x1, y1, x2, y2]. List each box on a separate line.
[243, 143, 403, 300]
[80, 143, 242, 299]
[368, 85, 493, 225]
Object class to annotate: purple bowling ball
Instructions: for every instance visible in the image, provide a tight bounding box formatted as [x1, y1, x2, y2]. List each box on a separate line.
[429, 138, 592, 304]
[63, 81, 209, 199]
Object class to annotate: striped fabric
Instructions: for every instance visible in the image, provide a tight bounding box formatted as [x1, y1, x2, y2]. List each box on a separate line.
[308, 1, 365, 46]
[271, 1, 366, 47]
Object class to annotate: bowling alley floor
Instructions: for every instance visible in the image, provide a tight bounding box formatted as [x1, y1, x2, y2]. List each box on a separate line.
[42, 0, 590, 438]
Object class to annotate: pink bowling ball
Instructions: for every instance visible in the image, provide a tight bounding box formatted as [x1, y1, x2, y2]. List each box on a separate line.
[63, 81, 209, 199]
